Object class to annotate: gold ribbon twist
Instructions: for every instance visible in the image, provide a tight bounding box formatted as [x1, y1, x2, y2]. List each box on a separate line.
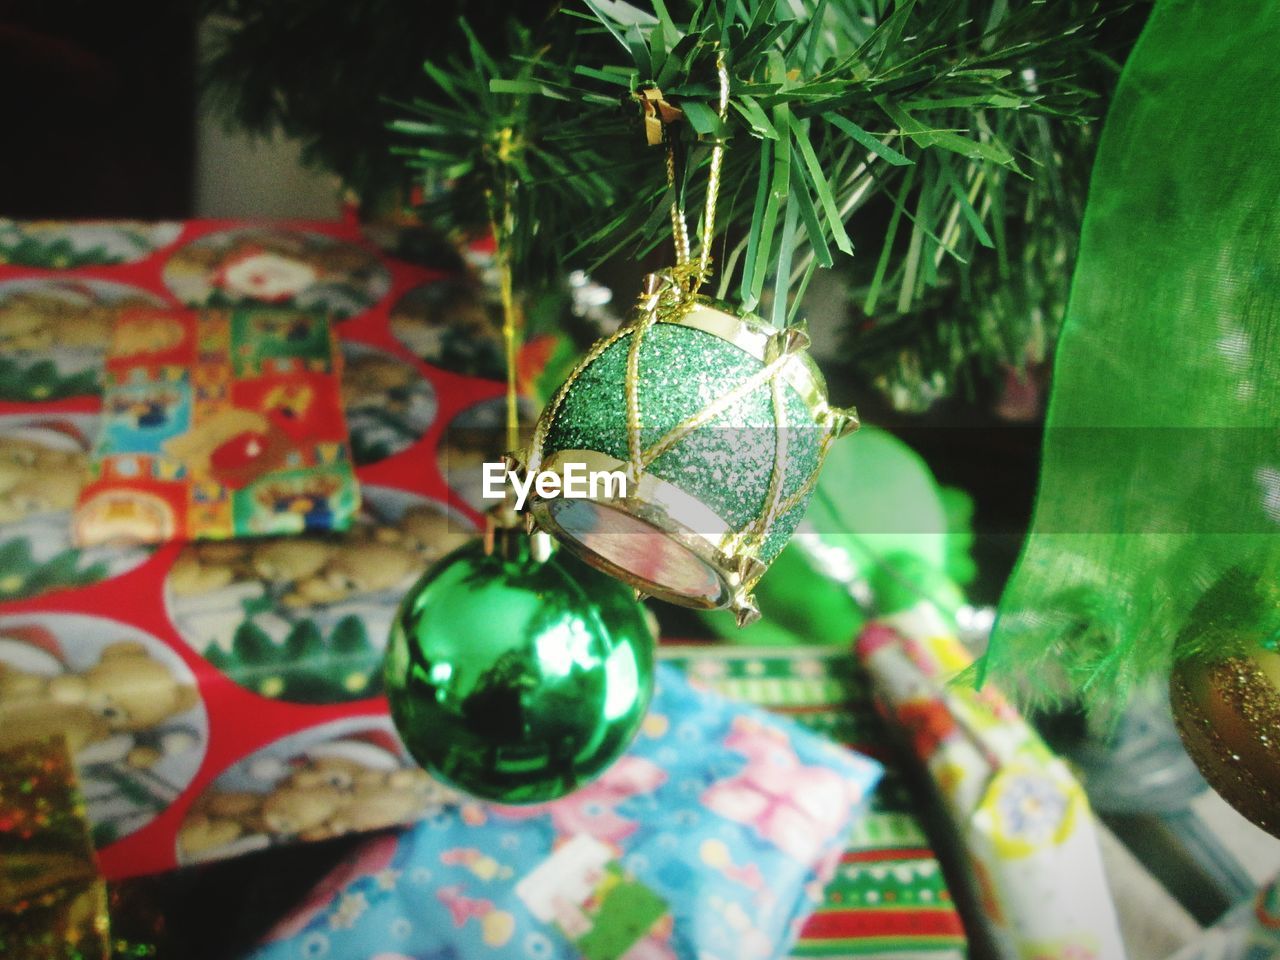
[655, 50, 729, 298]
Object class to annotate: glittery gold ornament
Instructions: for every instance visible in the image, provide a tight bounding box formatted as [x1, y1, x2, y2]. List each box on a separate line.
[1171, 648, 1280, 838]
[0, 735, 110, 960]
[524, 273, 856, 626]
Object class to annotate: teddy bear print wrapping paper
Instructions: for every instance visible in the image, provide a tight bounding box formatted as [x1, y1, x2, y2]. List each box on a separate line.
[0, 219, 968, 960]
[0, 277, 167, 402]
[0, 613, 206, 850]
[166, 485, 470, 704]
[0, 219, 183, 269]
[0, 411, 153, 603]
[0, 216, 489, 879]
[175, 716, 461, 866]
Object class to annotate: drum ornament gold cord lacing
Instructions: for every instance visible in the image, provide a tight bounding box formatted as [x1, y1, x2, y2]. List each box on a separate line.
[527, 48, 849, 599]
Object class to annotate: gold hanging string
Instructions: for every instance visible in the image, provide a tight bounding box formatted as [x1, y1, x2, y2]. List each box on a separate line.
[628, 51, 829, 567]
[489, 127, 521, 457]
[536, 52, 729, 476]
[622, 54, 847, 576]
[661, 50, 730, 298]
[478, 129, 526, 552]
[696, 50, 730, 290]
[665, 138, 692, 274]
[498, 231, 520, 456]
[606, 51, 733, 482]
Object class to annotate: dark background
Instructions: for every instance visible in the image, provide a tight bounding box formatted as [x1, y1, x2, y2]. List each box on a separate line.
[0, 0, 195, 218]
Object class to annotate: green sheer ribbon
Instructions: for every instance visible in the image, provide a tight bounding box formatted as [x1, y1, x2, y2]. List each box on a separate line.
[700, 426, 976, 644]
[986, 0, 1280, 711]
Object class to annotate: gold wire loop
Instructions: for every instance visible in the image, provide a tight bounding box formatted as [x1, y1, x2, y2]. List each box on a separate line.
[487, 127, 523, 464]
[664, 134, 692, 273]
[662, 49, 730, 299]
[497, 226, 521, 456]
[697, 51, 730, 290]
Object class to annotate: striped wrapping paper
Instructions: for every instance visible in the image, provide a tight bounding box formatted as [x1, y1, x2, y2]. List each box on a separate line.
[659, 645, 968, 960]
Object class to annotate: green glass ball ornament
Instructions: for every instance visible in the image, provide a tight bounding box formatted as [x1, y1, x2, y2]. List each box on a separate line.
[383, 532, 655, 804]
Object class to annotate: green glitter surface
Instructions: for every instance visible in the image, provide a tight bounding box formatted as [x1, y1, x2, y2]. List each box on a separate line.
[543, 322, 824, 562]
[760, 497, 811, 562]
[545, 332, 632, 458]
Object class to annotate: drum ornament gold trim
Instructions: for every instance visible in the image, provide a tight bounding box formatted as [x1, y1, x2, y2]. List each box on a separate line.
[521, 272, 858, 626]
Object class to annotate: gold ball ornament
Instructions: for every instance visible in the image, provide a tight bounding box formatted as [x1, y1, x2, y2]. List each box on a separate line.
[1171, 648, 1280, 838]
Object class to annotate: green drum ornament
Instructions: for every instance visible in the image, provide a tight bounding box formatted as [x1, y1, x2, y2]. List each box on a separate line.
[526, 276, 857, 626]
[383, 533, 655, 804]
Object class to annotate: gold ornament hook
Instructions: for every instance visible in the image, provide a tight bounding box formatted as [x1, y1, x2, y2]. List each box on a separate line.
[483, 126, 523, 460]
[695, 50, 730, 292]
[654, 49, 730, 300]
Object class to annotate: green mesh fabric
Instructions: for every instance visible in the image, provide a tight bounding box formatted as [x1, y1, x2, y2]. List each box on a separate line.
[986, 0, 1280, 710]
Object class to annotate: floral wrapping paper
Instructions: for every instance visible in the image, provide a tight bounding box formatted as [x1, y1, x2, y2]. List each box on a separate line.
[75, 306, 359, 545]
[244, 664, 883, 960]
[855, 602, 1127, 960]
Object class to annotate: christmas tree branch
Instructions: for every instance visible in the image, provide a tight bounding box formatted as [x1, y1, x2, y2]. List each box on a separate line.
[504, 0, 1115, 320]
[390, 0, 1139, 406]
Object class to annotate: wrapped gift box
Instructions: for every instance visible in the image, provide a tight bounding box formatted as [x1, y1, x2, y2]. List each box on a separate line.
[0, 220, 969, 959]
[663, 646, 967, 959]
[0, 217, 501, 878]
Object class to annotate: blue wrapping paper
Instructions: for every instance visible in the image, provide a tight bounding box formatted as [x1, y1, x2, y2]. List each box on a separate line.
[247, 665, 882, 960]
